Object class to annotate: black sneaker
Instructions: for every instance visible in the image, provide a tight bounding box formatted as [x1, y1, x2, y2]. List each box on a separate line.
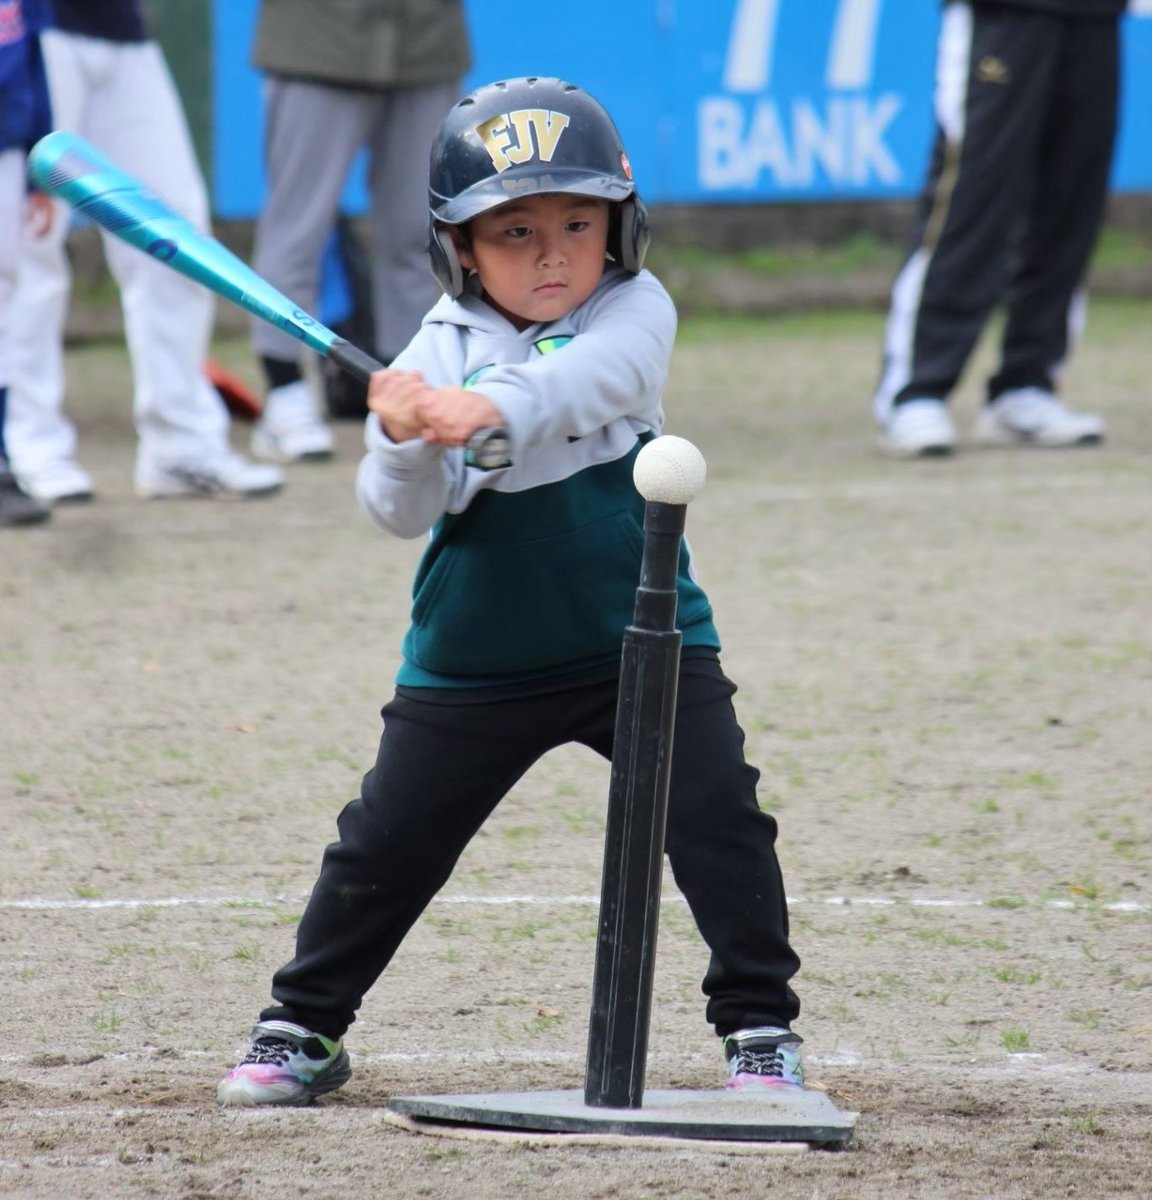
[217, 1020, 351, 1107]
[0, 468, 51, 527]
[723, 1026, 804, 1089]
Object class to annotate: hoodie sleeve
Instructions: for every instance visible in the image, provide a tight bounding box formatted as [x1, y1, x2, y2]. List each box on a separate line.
[355, 317, 471, 538]
[468, 271, 676, 453]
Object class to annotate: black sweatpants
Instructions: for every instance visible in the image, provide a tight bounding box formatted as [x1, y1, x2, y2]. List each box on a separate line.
[875, 1, 1120, 410]
[262, 654, 801, 1041]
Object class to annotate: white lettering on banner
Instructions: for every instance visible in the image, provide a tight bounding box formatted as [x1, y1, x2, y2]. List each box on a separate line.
[705, 0, 902, 193]
[699, 95, 902, 190]
[724, 0, 883, 93]
[826, 0, 882, 89]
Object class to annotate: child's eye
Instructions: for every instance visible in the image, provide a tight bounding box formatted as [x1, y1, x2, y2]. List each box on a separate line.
[504, 226, 531, 239]
[567, 220, 590, 233]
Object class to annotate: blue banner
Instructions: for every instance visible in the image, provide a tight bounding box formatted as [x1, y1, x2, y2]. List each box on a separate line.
[211, 0, 1152, 217]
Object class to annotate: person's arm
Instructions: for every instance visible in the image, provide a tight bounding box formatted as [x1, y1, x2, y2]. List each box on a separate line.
[459, 271, 676, 453]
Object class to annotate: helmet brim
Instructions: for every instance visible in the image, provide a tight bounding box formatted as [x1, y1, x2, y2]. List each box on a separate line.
[430, 168, 634, 225]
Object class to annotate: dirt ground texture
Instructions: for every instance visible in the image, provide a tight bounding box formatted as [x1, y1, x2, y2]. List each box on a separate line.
[2, 302, 1150, 1199]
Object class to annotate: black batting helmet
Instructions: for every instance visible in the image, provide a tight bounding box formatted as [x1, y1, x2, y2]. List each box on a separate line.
[427, 77, 650, 297]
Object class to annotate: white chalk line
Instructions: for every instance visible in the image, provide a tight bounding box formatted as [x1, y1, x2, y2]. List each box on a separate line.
[0, 892, 1146, 913]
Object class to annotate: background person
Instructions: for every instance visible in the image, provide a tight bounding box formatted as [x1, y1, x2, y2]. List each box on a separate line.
[245, 0, 470, 462]
[0, 0, 51, 527]
[5, 0, 283, 502]
[872, 0, 1128, 458]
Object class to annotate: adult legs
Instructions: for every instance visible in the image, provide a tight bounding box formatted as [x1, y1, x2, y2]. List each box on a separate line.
[873, 4, 1061, 415]
[8, 34, 236, 481]
[6, 31, 92, 486]
[365, 80, 461, 363]
[251, 79, 374, 369]
[989, 17, 1120, 399]
[83, 40, 233, 469]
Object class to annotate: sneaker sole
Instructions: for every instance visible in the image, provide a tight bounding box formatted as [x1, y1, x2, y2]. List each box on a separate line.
[879, 438, 955, 460]
[975, 428, 1104, 448]
[0, 508, 52, 527]
[250, 431, 335, 465]
[250, 447, 335, 465]
[136, 481, 284, 500]
[726, 1076, 805, 1090]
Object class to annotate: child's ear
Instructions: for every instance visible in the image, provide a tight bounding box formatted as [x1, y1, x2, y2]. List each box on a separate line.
[452, 228, 476, 271]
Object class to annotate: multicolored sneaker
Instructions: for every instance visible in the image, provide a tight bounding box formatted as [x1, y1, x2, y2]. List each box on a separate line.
[723, 1026, 805, 1090]
[217, 1020, 351, 1107]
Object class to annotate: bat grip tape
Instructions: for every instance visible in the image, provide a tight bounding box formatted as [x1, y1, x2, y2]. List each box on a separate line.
[327, 339, 385, 383]
[327, 338, 511, 471]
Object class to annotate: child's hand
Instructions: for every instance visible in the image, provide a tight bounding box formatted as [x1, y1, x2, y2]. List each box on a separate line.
[26, 191, 53, 237]
[367, 369, 433, 443]
[416, 387, 506, 448]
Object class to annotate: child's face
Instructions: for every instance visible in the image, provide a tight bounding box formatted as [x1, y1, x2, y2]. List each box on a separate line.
[457, 194, 611, 329]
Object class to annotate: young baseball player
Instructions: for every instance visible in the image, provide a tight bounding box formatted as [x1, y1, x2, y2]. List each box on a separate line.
[0, 0, 52, 528]
[219, 77, 805, 1107]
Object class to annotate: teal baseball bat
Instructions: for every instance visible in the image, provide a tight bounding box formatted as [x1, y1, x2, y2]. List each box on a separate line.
[27, 131, 511, 469]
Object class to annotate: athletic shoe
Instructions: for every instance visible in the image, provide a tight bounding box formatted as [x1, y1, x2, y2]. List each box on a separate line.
[250, 380, 335, 462]
[974, 388, 1104, 447]
[723, 1026, 805, 1090]
[880, 399, 956, 458]
[18, 457, 94, 504]
[135, 450, 284, 499]
[0, 468, 52, 527]
[217, 1020, 352, 1107]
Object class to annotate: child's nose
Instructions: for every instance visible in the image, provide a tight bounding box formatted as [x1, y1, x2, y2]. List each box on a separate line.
[537, 232, 566, 266]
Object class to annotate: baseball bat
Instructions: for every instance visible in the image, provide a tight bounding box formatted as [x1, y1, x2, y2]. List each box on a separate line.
[27, 130, 511, 469]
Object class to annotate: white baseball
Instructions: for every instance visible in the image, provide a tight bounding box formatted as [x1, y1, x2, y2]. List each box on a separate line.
[632, 435, 707, 504]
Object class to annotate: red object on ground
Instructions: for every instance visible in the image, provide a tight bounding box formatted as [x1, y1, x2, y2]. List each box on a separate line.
[205, 359, 263, 421]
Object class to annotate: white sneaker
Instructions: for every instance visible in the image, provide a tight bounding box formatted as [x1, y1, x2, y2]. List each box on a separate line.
[135, 450, 284, 499]
[250, 381, 334, 462]
[880, 399, 956, 458]
[974, 388, 1104, 447]
[18, 457, 95, 503]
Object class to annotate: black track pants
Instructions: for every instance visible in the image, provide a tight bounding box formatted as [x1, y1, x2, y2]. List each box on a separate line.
[262, 655, 801, 1041]
[875, 2, 1119, 410]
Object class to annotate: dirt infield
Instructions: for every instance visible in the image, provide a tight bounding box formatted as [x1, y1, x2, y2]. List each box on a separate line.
[3, 302, 1150, 1198]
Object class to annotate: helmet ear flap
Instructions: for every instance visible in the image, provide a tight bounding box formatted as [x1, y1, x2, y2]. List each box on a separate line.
[428, 217, 466, 298]
[613, 197, 650, 274]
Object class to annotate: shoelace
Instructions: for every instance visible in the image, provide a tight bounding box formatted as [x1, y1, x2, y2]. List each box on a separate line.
[731, 1046, 787, 1078]
[241, 1038, 297, 1066]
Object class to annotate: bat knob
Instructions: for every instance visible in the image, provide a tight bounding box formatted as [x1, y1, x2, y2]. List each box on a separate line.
[464, 427, 512, 471]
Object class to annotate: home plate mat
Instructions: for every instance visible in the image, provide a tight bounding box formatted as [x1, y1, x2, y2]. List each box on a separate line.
[385, 1087, 856, 1150]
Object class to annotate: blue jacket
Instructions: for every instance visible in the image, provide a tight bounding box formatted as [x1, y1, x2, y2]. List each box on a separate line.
[0, 0, 51, 156]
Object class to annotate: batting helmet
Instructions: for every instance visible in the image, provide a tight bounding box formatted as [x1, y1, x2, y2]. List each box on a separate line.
[427, 77, 650, 297]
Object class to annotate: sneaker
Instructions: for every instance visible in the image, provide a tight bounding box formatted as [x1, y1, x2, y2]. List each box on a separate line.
[18, 457, 94, 504]
[250, 380, 334, 462]
[0, 468, 52, 527]
[975, 387, 1104, 447]
[135, 450, 284, 499]
[217, 1020, 352, 1107]
[723, 1026, 805, 1090]
[880, 399, 956, 458]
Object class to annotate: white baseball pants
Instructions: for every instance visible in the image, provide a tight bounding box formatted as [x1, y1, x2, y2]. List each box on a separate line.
[5, 30, 230, 478]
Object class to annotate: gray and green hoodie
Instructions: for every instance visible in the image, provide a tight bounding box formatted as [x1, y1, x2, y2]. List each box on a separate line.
[356, 267, 720, 687]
